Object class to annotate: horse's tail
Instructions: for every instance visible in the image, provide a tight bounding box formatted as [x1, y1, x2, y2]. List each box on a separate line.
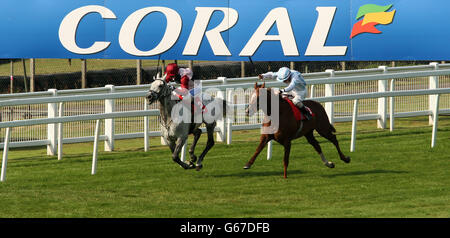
[304, 100, 336, 134]
[223, 99, 232, 119]
[222, 99, 227, 116]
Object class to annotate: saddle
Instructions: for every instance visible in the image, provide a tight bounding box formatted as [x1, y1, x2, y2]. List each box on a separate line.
[283, 98, 314, 121]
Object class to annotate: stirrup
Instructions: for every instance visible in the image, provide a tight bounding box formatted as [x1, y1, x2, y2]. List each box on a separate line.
[304, 112, 312, 120]
[299, 107, 312, 120]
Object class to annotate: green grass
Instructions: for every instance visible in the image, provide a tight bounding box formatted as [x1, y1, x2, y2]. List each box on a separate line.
[0, 116, 449, 218]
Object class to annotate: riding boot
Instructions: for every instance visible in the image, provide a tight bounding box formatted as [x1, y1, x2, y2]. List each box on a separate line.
[296, 103, 312, 120]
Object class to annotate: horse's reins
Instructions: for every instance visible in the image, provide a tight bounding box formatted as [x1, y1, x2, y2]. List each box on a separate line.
[148, 81, 172, 101]
[146, 81, 175, 129]
[249, 56, 264, 83]
[156, 84, 175, 130]
[155, 55, 161, 79]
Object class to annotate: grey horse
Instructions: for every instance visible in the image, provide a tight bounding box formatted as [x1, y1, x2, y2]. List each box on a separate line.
[146, 79, 228, 171]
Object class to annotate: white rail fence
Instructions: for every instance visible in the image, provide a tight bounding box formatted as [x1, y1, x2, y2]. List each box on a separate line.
[1, 62, 450, 181]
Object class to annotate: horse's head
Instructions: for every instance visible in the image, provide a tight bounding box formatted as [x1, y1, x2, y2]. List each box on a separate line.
[246, 82, 266, 117]
[146, 79, 171, 105]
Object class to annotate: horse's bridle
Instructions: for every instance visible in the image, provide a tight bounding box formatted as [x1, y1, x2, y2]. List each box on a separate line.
[146, 81, 173, 104]
[146, 80, 177, 129]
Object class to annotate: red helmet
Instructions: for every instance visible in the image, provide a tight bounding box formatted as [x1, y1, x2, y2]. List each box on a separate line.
[165, 63, 179, 81]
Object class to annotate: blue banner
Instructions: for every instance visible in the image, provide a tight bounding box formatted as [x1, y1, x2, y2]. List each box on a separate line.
[0, 0, 448, 61]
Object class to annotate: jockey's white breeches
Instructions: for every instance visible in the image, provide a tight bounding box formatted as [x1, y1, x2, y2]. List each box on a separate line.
[288, 88, 307, 105]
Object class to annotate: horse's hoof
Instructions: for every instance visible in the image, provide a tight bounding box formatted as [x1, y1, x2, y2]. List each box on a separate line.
[195, 164, 203, 171]
[190, 155, 198, 163]
[178, 162, 191, 170]
[174, 158, 190, 170]
[243, 163, 252, 169]
[325, 162, 335, 168]
[341, 156, 351, 163]
[187, 161, 196, 169]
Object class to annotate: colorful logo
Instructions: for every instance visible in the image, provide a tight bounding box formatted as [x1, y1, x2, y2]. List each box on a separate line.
[350, 4, 396, 38]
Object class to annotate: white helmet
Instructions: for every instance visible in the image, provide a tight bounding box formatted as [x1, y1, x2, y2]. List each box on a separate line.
[276, 67, 291, 82]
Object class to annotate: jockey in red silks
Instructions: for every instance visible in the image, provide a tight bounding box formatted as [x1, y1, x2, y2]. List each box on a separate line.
[164, 63, 203, 112]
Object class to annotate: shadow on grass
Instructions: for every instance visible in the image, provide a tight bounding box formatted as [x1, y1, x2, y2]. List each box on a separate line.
[325, 129, 431, 143]
[321, 169, 408, 178]
[208, 169, 304, 178]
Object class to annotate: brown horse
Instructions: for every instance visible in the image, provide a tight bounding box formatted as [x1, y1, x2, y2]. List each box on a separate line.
[244, 83, 350, 178]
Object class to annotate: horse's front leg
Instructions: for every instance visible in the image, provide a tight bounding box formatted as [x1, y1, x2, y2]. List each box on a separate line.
[168, 139, 176, 153]
[244, 135, 270, 169]
[172, 137, 190, 169]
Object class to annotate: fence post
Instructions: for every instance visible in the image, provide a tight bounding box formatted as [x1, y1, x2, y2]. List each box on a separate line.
[136, 60, 142, 85]
[10, 60, 14, 94]
[81, 59, 87, 89]
[431, 95, 440, 148]
[350, 99, 359, 152]
[160, 59, 167, 146]
[92, 119, 101, 175]
[226, 88, 234, 145]
[390, 79, 395, 132]
[429, 62, 439, 125]
[377, 66, 388, 129]
[104, 85, 115, 152]
[144, 100, 149, 152]
[47, 89, 58, 156]
[241, 62, 246, 78]
[21, 59, 28, 92]
[1, 128, 11, 182]
[161, 60, 166, 77]
[57, 102, 64, 161]
[216, 77, 227, 142]
[309, 84, 315, 98]
[340, 61, 346, 71]
[325, 69, 335, 125]
[30, 58, 35, 92]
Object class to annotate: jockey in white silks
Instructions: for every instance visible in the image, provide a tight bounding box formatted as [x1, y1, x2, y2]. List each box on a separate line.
[259, 67, 312, 120]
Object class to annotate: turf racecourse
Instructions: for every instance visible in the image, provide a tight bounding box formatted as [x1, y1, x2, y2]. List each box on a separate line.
[0, 116, 448, 218]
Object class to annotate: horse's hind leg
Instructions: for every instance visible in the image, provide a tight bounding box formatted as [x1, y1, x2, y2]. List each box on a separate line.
[196, 123, 216, 171]
[305, 131, 335, 168]
[282, 141, 291, 179]
[317, 127, 351, 163]
[172, 137, 191, 169]
[188, 128, 202, 168]
[244, 135, 270, 169]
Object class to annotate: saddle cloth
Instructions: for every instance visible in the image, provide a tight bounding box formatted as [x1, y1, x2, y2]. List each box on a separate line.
[283, 98, 314, 121]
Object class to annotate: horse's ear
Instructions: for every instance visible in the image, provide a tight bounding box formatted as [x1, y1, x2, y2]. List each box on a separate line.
[262, 82, 265, 88]
[254, 82, 258, 89]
